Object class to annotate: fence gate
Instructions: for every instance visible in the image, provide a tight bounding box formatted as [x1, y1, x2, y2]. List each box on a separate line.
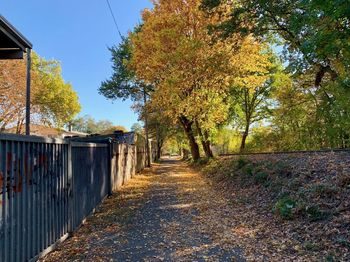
[71, 142, 109, 229]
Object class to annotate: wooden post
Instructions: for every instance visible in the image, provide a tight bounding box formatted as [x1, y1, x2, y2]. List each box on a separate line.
[143, 87, 151, 167]
[25, 49, 31, 135]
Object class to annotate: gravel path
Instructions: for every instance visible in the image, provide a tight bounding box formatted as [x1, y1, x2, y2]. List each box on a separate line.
[41, 159, 245, 262]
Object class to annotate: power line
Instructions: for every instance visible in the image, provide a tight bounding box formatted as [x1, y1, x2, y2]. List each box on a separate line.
[106, 0, 123, 39]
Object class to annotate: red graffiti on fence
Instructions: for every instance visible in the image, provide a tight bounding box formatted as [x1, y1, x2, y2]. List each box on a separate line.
[0, 150, 51, 206]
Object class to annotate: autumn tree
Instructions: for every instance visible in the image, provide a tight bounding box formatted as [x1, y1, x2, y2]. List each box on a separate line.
[99, 36, 153, 166]
[0, 52, 80, 132]
[32, 54, 81, 128]
[70, 115, 117, 134]
[129, 0, 238, 160]
[101, 125, 128, 135]
[203, 0, 350, 152]
[228, 38, 275, 151]
[202, 0, 350, 87]
[0, 58, 29, 131]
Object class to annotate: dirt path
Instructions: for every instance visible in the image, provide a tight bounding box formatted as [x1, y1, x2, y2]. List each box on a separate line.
[41, 159, 245, 262]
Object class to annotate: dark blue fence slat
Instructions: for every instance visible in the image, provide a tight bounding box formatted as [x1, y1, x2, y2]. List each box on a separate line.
[19, 142, 25, 262]
[9, 141, 14, 262]
[0, 141, 7, 262]
[15, 142, 19, 262]
[71, 145, 109, 230]
[39, 142, 44, 254]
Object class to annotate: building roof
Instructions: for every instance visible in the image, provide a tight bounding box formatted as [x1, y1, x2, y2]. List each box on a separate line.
[5, 124, 88, 138]
[0, 15, 32, 59]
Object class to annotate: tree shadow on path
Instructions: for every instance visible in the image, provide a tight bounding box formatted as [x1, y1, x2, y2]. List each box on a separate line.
[41, 159, 245, 262]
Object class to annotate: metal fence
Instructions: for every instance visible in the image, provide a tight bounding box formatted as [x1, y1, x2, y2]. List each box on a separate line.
[0, 134, 70, 262]
[71, 142, 109, 230]
[0, 133, 155, 262]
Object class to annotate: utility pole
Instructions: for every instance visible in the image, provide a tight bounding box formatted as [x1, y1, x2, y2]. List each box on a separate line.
[25, 48, 31, 135]
[143, 87, 151, 167]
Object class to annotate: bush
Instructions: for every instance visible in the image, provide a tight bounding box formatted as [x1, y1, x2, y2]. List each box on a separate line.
[274, 161, 292, 177]
[237, 157, 249, 169]
[311, 184, 339, 197]
[242, 164, 254, 176]
[325, 253, 335, 262]
[254, 171, 269, 185]
[274, 194, 297, 219]
[305, 205, 331, 222]
[197, 157, 210, 166]
[303, 241, 322, 251]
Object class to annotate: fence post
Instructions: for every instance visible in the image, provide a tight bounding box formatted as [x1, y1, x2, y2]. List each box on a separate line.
[108, 142, 115, 195]
[67, 141, 73, 233]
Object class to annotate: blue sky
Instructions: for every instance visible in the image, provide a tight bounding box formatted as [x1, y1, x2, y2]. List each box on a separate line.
[0, 0, 153, 130]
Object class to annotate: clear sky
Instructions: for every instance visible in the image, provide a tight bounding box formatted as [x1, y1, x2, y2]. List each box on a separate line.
[0, 0, 153, 130]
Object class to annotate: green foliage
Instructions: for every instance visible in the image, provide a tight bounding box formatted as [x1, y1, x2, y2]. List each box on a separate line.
[303, 241, 322, 252]
[310, 184, 339, 198]
[305, 205, 331, 222]
[242, 164, 254, 177]
[274, 194, 297, 220]
[131, 123, 143, 134]
[202, 0, 350, 152]
[0, 52, 81, 130]
[203, 0, 350, 82]
[101, 0, 350, 158]
[71, 115, 115, 134]
[325, 253, 336, 262]
[32, 53, 81, 127]
[237, 157, 248, 169]
[99, 36, 153, 102]
[212, 127, 242, 154]
[254, 171, 269, 185]
[335, 237, 350, 249]
[197, 157, 212, 166]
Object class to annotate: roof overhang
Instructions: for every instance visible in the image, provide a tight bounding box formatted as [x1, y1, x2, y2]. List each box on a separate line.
[0, 15, 32, 59]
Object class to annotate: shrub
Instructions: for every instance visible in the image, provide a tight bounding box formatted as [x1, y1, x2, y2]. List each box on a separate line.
[325, 253, 335, 262]
[242, 164, 254, 176]
[274, 161, 292, 177]
[308, 183, 339, 199]
[274, 194, 297, 219]
[254, 171, 269, 185]
[303, 241, 322, 251]
[305, 205, 331, 222]
[237, 156, 249, 169]
[335, 237, 350, 248]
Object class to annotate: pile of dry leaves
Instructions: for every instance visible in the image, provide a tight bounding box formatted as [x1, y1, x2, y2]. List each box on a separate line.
[198, 154, 350, 261]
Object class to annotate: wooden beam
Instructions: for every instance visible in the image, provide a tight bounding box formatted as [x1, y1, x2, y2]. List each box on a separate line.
[0, 49, 24, 59]
[0, 26, 26, 51]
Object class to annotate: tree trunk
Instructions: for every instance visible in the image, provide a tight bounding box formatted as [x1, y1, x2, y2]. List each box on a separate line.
[196, 122, 213, 158]
[182, 148, 190, 160]
[179, 116, 200, 161]
[156, 141, 162, 160]
[201, 140, 213, 158]
[203, 131, 213, 158]
[156, 124, 162, 160]
[240, 124, 250, 152]
[143, 88, 151, 167]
